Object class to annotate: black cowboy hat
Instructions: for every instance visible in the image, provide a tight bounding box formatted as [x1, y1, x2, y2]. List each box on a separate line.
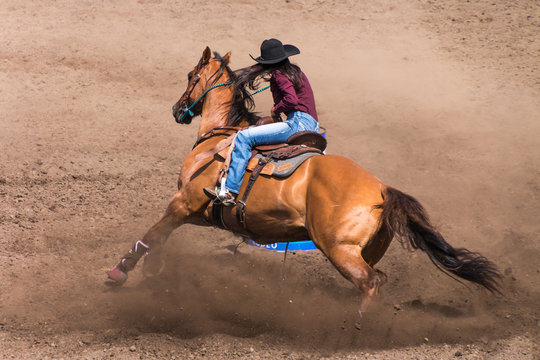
[250, 38, 300, 64]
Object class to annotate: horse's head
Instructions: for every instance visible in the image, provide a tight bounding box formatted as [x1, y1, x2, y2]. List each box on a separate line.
[172, 47, 231, 124]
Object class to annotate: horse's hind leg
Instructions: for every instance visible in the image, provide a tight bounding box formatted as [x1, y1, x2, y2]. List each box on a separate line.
[322, 243, 383, 314]
[107, 192, 188, 284]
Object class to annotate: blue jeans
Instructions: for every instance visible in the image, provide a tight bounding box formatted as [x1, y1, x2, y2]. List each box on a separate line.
[225, 111, 319, 194]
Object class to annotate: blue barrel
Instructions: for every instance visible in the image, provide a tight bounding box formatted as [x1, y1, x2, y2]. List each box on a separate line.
[246, 239, 317, 252]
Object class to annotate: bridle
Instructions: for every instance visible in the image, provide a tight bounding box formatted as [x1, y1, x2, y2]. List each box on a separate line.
[175, 72, 201, 123]
[177, 73, 201, 120]
[173, 58, 270, 124]
[175, 61, 232, 124]
[177, 79, 233, 123]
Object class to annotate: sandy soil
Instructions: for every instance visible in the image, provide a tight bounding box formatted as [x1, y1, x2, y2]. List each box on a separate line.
[1, 0, 539, 359]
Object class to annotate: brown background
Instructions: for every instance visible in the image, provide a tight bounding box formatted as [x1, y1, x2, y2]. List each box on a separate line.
[1, 0, 539, 359]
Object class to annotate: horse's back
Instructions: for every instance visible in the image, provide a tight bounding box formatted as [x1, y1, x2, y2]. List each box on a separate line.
[305, 154, 384, 202]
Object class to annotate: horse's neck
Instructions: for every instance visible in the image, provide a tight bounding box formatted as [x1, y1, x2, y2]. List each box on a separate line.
[196, 86, 249, 137]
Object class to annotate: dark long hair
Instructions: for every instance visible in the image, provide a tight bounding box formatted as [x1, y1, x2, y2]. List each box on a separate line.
[226, 59, 303, 126]
[209, 52, 259, 126]
[237, 59, 303, 93]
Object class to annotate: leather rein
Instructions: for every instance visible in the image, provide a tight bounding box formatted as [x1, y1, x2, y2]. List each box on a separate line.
[192, 126, 244, 150]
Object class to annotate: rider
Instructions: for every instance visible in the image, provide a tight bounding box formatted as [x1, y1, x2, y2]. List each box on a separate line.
[207, 38, 319, 206]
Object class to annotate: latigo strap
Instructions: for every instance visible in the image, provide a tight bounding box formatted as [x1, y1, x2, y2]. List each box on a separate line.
[236, 153, 274, 230]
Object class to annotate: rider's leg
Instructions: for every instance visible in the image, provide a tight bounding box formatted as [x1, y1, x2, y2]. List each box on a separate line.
[295, 111, 319, 132]
[223, 111, 319, 196]
[225, 121, 293, 194]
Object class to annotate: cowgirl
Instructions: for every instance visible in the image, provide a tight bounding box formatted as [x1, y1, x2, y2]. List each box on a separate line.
[213, 38, 319, 205]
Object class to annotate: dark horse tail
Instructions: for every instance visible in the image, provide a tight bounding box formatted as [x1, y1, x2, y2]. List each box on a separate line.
[377, 186, 501, 293]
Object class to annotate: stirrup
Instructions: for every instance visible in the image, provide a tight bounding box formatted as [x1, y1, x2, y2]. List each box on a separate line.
[220, 191, 236, 206]
[203, 187, 236, 206]
[203, 187, 219, 199]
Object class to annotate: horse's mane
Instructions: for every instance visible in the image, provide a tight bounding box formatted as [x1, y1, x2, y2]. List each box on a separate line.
[212, 52, 260, 127]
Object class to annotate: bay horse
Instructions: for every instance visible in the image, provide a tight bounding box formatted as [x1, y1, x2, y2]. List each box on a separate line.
[107, 47, 501, 312]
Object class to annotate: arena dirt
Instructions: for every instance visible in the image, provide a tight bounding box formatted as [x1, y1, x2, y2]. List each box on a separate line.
[1, 0, 539, 359]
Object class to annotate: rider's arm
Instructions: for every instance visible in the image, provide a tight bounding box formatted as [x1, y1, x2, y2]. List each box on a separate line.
[272, 71, 298, 116]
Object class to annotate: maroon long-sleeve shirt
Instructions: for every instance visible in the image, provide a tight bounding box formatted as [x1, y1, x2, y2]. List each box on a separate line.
[270, 70, 318, 121]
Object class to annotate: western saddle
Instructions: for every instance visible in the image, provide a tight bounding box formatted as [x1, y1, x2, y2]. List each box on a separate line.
[205, 125, 327, 234]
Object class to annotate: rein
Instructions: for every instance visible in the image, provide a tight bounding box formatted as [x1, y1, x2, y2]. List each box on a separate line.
[192, 126, 243, 149]
[178, 76, 270, 123]
[189, 86, 271, 148]
[250, 85, 270, 96]
[180, 83, 269, 123]
[179, 81, 234, 122]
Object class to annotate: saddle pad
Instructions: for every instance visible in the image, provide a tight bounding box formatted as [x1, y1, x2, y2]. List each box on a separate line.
[246, 151, 322, 178]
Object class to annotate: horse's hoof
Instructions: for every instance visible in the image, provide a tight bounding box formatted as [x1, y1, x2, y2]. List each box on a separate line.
[106, 266, 128, 285]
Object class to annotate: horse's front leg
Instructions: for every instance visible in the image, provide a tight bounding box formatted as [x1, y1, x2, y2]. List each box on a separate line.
[107, 191, 189, 284]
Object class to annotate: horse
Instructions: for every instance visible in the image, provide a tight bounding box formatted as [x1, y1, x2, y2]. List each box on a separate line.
[106, 47, 501, 313]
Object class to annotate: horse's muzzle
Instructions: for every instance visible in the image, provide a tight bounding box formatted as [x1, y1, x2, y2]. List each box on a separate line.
[172, 104, 192, 124]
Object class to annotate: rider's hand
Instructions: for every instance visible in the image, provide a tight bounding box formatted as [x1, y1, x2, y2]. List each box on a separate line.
[271, 107, 280, 121]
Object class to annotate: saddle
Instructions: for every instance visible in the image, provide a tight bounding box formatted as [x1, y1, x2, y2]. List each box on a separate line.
[246, 131, 327, 177]
[209, 130, 326, 233]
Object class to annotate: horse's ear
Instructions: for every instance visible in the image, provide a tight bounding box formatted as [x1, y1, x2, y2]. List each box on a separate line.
[222, 51, 231, 66]
[202, 46, 211, 64]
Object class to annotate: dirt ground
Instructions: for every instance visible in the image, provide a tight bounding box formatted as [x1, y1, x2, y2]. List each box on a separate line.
[1, 0, 539, 359]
